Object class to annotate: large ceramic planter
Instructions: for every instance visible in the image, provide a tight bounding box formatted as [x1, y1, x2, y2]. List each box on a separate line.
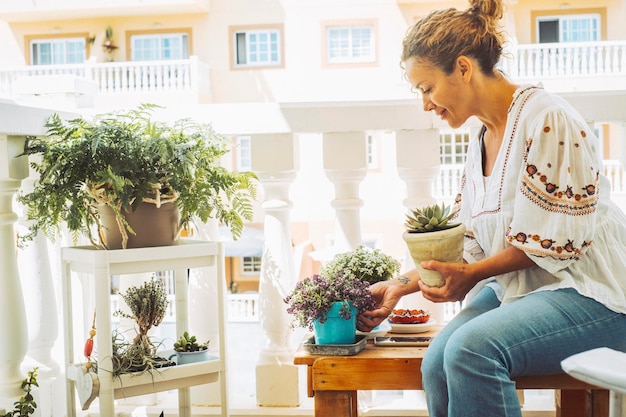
[313, 301, 357, 345]
[402, 224, 466, 287]
[99, 201, 180, 249]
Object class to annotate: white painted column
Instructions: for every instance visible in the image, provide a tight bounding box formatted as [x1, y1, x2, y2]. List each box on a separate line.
[395, 129, 446, 324]
[0, 134, 30, 409]
[322, 132, 367, 253]
[252, 134, 300, 407]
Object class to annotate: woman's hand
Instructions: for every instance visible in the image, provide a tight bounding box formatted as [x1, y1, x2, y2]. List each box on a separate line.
[357, 272, 421, 332]
[418, 260, 476, 302]
[419, 246, 537, 302]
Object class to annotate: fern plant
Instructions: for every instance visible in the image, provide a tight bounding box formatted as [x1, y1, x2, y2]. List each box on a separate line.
[17, 104, 257, 248]
[405, 202, 460, 233]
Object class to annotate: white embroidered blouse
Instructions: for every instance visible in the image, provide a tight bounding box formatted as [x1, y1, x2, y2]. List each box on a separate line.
[458, 84, 626, 314]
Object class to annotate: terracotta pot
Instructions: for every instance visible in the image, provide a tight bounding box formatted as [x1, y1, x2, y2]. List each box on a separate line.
[402, 224, 466, 287]
[99, 201, 180, 249]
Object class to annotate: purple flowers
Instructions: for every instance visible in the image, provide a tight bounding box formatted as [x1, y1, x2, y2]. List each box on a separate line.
[283, 273, 375, 330]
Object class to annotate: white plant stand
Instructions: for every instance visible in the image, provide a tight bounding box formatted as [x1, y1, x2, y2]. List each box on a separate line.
[61, 240, 228, 417]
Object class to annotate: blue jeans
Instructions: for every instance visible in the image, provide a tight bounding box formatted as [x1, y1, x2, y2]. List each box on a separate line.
[421, 287, 626, 417]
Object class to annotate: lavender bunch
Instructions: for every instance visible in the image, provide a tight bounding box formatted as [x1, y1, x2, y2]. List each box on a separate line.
[283, 273, 375, 330]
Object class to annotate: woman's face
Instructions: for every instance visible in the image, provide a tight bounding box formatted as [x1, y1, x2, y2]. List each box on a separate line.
[404, 56, 472, 129]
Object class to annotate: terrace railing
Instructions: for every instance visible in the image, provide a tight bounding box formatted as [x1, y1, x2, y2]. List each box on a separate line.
[503, 40, 626, 80]
[0, 56, 211, 98]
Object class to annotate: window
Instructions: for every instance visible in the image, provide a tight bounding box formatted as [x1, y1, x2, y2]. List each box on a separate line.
[242, 256, 262, 274]
[236, 136, 252, 171]
[435, 128, 470, 201]
[537, 14, 601, 43]
[366, 133, 378, 169]
[325, 24, 375, 64]
[130, 32, 189, 61]
[30, 37, 86, 65]
[232, 26, 282, 68]
[440, 128, 470, 165]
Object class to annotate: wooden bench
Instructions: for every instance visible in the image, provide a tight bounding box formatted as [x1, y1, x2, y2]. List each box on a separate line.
[294, 327, 609, 417]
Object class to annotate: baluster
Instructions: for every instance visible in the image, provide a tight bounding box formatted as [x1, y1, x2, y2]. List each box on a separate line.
[141, 64, 148, 93]
[114, 65, 121, 94]
[581, 46, 589, 75]
[150, 64, 157, 92]
[0, 134, 29, 409]
[17, 189, 60, 371]
[609, 45, 617, 74]
[548, 46, 557, 77]
[557, 46, 565, 76]
[185, 219, 224, 407]
[596, 45, 604, 75]
[251, 133, 300, 407]
[323, 131, 367, 252]
[395, 129, 446, 324]
[534, 48, 542, 78]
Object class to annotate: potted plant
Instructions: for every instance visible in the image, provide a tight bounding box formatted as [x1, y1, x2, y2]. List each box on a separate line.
[283, 273, 375, 345]
[320, 245, 401, 285]
[17, 104, 257, 249]
[169, 331, 211, 365]
[402, 201, 465, 287]
[111, 276, 171, 374]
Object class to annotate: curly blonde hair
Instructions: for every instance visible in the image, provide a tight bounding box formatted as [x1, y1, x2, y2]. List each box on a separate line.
[401, 0, 506, 76]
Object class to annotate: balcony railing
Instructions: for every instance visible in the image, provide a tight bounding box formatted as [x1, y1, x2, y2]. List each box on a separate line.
[0, 56, 211, 99]
[1, 41, 626, 101]
[503, 40, 626, 80]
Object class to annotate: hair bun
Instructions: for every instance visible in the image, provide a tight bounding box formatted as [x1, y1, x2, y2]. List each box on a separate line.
[469, 0, 503, 21]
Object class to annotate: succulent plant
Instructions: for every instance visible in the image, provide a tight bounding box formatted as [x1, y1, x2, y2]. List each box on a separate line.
[173, 331, 209, 352]
[405, 202, 460, 233]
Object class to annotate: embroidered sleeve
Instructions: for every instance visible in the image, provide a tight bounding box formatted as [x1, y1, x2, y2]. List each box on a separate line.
[507, 108, 600, 273]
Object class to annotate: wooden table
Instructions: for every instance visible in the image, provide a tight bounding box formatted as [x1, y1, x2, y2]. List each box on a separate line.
[294, 326, 608, 417]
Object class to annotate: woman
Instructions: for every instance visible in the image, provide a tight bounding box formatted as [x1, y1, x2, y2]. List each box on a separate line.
[357, 0, 626, 416]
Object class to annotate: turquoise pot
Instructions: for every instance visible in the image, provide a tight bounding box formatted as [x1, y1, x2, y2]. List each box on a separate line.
[313, 301, 357, 345]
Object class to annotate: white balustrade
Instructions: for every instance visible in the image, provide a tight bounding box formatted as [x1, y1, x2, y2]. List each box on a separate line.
[504, 41, 626, 80]
[0, 101, 71, 411]
[0, 56, 210, 98]
[227, 293, 260, 322]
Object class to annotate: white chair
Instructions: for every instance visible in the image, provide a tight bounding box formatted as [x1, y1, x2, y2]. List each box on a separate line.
[561, 347, 626, 417]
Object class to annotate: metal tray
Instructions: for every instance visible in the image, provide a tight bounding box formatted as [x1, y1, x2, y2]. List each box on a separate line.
[302, 335, 367, 356]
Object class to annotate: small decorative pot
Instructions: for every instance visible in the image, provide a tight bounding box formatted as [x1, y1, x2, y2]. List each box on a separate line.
[313, 301, 357, 345]
[169, 349, 211, 365]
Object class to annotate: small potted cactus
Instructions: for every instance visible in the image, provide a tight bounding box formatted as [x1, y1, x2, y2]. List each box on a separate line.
[169, 331, 211, 365]
[402, 202, 465, 287]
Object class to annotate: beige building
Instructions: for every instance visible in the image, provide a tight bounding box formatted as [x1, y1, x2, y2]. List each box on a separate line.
[0, 0, 625, 415]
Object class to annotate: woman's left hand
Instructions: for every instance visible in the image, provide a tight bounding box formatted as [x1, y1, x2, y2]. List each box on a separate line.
[418, 260, 476, 303]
